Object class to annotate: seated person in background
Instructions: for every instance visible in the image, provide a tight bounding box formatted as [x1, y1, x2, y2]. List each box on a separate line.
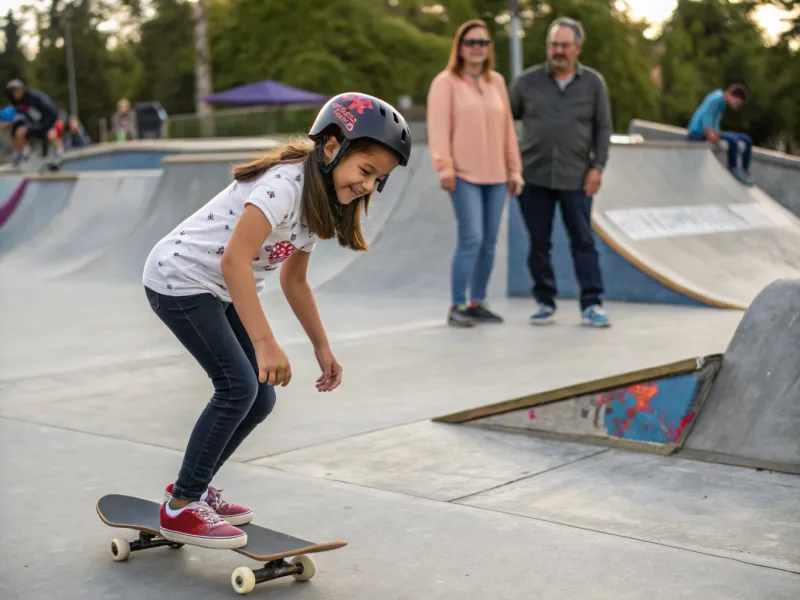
[112, 98, 138, 141]
[686, 83, 754, 184]
[63, 114, 90, 150]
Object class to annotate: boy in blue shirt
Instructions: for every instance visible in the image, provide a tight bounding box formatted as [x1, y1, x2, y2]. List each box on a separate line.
[686, 83, 752, 183]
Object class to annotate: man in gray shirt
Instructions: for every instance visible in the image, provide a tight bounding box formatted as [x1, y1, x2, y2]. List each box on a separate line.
[509, 17, 612, 327]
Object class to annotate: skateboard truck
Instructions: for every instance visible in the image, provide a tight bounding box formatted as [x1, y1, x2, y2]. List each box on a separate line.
[231, 556, 315, 594]
[110, 532, 183, 562]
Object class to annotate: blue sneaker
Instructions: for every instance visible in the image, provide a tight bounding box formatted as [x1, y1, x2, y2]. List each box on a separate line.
[582, 305, 610, 328]
[529, 304, 556, 325]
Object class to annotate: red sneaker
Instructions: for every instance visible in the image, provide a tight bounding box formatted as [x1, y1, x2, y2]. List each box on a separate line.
[159, 500, 247, 549]
[163, 483, 253, 526]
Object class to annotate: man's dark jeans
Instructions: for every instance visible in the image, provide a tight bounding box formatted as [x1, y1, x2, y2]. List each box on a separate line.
[517, 184, 604, 311]
[686, 130, 753, 172]
[144, 286, 276, 500]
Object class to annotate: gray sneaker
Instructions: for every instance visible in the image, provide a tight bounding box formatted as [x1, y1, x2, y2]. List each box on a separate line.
[467, 302, 504, 323]
[448, 305, 476, 327]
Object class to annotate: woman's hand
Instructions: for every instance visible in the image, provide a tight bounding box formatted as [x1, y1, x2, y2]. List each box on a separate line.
[508, 173, 524, 197]
[254, 339, 292, 387]
[440, 173, 456, 193]
[314, 345, 342, 392]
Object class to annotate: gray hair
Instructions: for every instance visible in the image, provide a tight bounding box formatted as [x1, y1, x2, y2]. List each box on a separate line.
[547, 17, 585, 45]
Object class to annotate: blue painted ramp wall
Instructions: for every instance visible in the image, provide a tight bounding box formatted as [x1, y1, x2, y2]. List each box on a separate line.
[61, 152, 170, 172]
[506, 197, 704, 307]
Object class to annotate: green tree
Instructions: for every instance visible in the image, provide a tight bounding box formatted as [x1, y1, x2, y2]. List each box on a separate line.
[134, 0, 195, 115]
[208, 0, 450, 106]
[29, 0, 117, 136]
[0, 10, 28, 84]
[657, 0, 789, 147]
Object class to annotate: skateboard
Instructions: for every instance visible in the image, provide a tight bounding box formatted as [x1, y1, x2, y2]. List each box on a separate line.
[96, 494, 347, 595]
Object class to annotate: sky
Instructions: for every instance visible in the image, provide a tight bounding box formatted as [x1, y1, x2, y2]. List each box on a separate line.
[0, 0, 794, 44]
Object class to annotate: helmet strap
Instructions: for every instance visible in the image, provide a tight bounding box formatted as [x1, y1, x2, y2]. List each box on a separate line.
[316, 137, 350, 177]
[316, 136, 350, 207]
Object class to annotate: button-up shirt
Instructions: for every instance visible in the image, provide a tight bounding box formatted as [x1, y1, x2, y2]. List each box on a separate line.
[509, 62, 613, 190]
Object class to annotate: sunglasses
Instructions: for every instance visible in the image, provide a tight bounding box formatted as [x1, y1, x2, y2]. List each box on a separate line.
[462, 39, 491, 48]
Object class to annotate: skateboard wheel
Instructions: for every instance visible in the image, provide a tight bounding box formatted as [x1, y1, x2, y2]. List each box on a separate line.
[110, 538, 131, 562]
[231, 566, 256, 594]
[291, 555, 316, 581]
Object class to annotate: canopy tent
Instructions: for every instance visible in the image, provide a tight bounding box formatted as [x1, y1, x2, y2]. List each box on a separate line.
[204, 80, 328, 107]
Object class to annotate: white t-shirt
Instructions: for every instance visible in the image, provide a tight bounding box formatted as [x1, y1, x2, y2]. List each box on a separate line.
[143, 161, 317, 302]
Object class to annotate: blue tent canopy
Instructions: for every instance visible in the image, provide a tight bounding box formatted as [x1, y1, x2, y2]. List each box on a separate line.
[204, 80, 328, 107]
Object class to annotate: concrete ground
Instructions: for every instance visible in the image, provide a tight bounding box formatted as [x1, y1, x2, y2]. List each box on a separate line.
[2, 285, 799, 599]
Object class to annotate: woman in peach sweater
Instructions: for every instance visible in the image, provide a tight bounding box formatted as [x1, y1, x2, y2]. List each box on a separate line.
[427, 19, 523, 327]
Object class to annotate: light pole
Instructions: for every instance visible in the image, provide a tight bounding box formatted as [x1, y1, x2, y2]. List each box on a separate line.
[509, 0, 524, 80]
[63, 9, 78, 117]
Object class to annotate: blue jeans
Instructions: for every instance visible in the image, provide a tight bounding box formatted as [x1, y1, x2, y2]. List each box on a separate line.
[687, 130, 752, 171]
[145, 286, 276, 500]
[517, 184, 604, 311]
[449, 178, 507, 306]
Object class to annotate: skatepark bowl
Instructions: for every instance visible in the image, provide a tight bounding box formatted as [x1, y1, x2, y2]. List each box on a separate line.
[1, 133, 798, 599]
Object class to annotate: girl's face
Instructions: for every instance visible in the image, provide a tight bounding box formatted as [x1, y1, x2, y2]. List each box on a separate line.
[324, 138, 399, 205]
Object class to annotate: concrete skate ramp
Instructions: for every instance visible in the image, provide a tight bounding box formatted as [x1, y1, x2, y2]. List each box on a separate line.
[628, 119, 800, 218]
[0, 170, 161, 279]
[0, 175, 76, 253]
[681, 279, 800, 473]
[72, 153, 258, 283]
[434, 356, 723, 454]
[318, 145, 476, 299]
[0, 176, 26, 228]
[508, 142, 800, 310]
[68, 146, 406, 289]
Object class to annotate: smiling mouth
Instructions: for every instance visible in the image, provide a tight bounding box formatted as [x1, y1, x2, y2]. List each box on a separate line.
[349, 186, 362, 197]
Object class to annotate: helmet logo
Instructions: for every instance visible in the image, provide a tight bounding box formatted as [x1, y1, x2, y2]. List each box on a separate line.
[340, 94, 374, 115]
[333, 102, 357, 132]
[331, 93, 375, 131]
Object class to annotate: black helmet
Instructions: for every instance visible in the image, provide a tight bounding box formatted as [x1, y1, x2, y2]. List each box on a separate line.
[309, 92, 412, 192]
[5, 79, 25, 102]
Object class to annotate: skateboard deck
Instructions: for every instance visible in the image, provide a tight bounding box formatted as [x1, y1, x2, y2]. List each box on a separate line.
[96, 494, 347, 594]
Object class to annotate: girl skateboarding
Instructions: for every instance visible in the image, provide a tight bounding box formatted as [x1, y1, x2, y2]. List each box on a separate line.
[142, 92, 411, 549]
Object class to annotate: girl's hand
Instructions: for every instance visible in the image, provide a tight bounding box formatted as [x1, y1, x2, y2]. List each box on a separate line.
[314, 345, 342, 392]
[254, 339, 292, 386]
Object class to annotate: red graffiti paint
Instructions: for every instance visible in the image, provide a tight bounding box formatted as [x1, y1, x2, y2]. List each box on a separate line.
[611, 383, 659, 437]
[666, 411, 695, 442]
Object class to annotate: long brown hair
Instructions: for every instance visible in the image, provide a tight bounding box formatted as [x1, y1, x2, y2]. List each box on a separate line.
[446, 19, 495, 81]
[232, 135, 379, 251]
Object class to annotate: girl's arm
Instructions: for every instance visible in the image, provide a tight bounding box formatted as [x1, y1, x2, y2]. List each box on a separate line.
[221, 204, 277, 345]
[222, 204, 292, 386]
[279, 249, 329, 351]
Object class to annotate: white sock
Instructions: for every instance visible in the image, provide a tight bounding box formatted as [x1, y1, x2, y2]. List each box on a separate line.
[164, 488, 208, 517]
[164, 502, 191, 517]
